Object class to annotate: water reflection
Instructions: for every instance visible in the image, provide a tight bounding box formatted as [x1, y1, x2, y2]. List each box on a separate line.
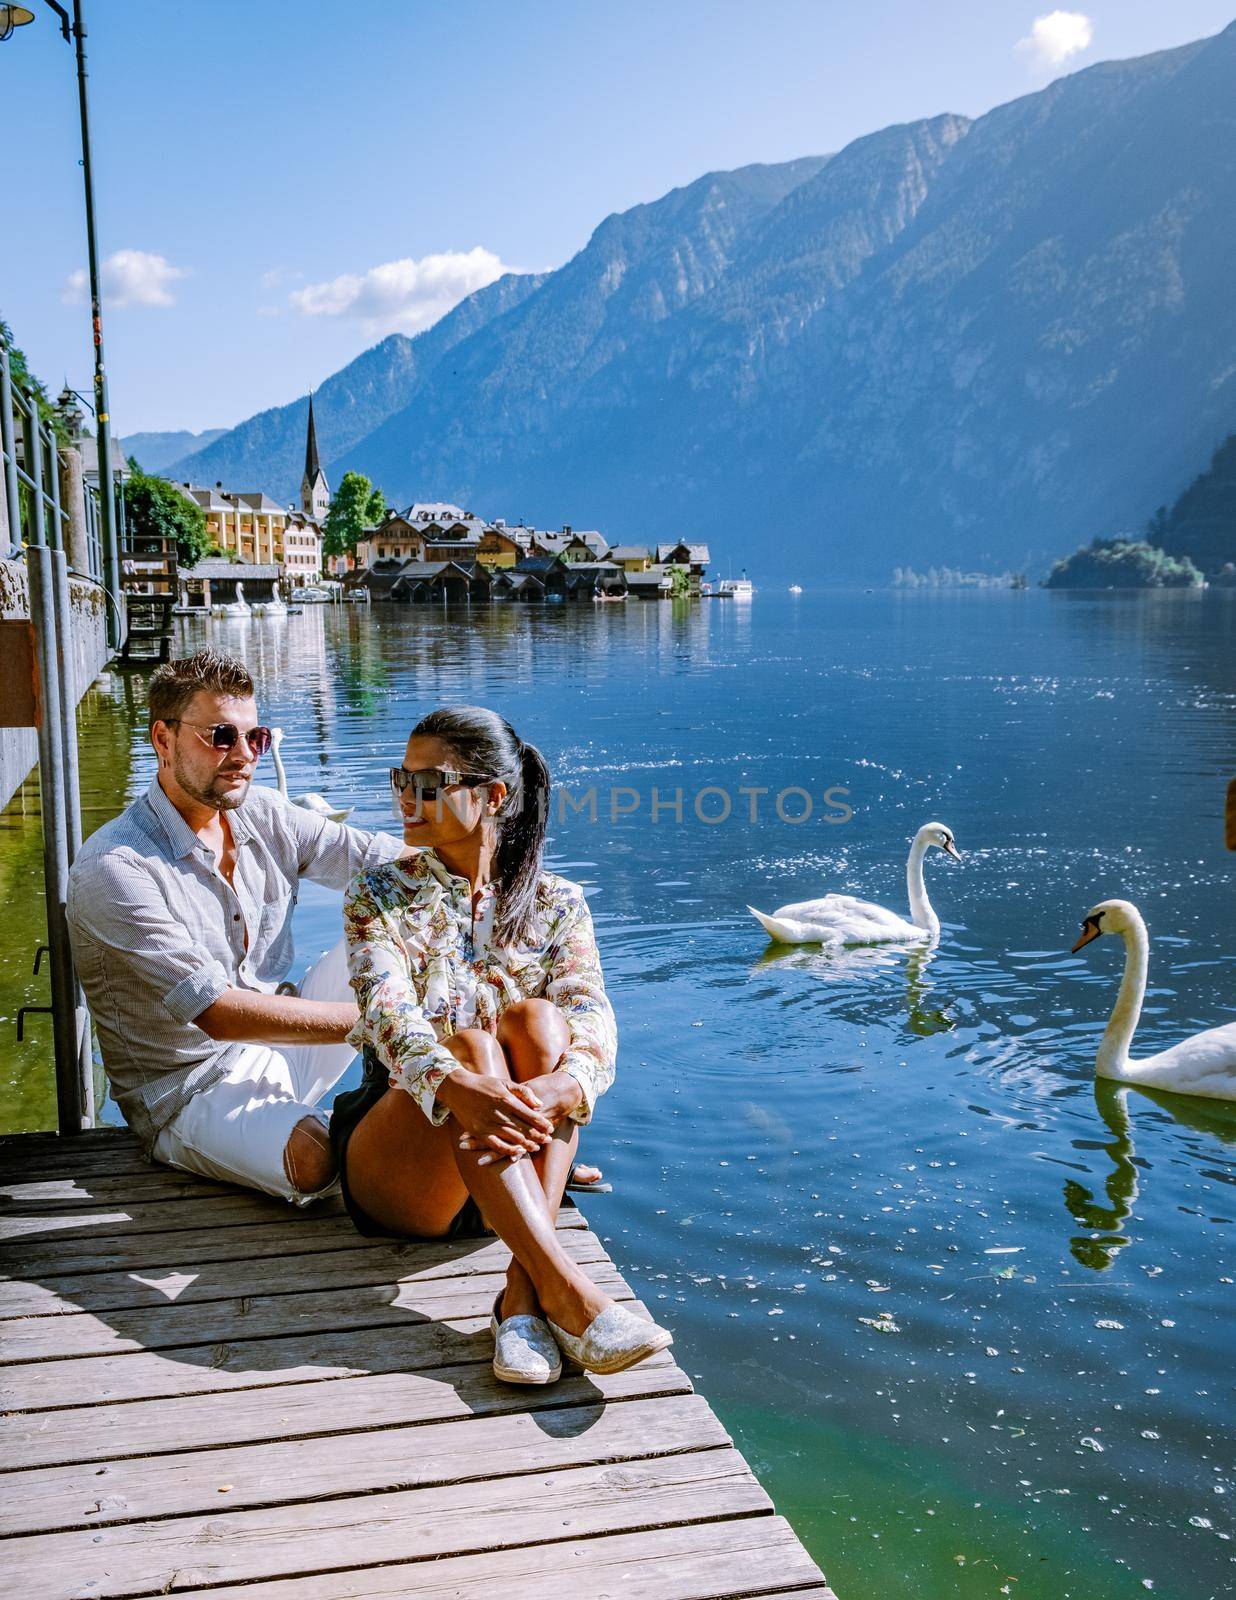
[1065, 1081, 1141, 1270]
[1067, 1077, 1236, 1271]
[750, 939, 956, 1036]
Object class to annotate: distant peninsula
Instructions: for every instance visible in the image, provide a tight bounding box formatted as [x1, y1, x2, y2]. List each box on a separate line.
[1045, 433, 1235, 589]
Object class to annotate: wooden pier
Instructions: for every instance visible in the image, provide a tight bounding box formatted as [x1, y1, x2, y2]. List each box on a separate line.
[0, 1127, 834, 1600]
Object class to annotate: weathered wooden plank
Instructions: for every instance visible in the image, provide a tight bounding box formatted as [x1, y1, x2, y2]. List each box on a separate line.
[0, 1391, 724, 1535]
[0, 1253, 623, 1363]
[0, 1349, 690, 1471]
[0, 1188, 324, 1243]
[0, 1222, 599, 1320]
[745, 1591, 838, 1598]
[90, 1515, 826, 1600]
[0, 1202, 583, 1279]
[0, 1447, 769, 1600]
[1, 1168, 249, 1209]
[0, 1129, 141, 1163]
[0, 1289, 649, 1412]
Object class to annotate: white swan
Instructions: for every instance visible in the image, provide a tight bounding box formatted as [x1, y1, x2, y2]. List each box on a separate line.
[748, 822, 961, 946]
[270, 727, 353, 823]
[1072, 899, 1236, 1100]
[211, 581, 251, 618]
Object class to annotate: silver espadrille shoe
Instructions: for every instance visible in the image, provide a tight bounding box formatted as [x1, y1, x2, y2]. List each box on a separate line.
[547, 1302, 674, 1375]
[490, 1292, 563, 1385]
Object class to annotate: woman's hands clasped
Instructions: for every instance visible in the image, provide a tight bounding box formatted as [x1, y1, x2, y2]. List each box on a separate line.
[441, 1067, 583, 1164]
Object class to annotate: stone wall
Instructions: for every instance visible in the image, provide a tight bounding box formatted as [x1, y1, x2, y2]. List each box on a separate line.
[0, 558, 111, 811]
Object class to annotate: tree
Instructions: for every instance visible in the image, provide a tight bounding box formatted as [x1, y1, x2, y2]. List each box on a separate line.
[1, 315, 67, 441]
[1043, 536, 1203, 589]
[323, 471, 387, 558]
[124, 458, 212, 568]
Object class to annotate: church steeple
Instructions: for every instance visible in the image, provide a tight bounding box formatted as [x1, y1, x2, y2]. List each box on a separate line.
[300, 393, 330, 523]
[304, 394, 321, 482]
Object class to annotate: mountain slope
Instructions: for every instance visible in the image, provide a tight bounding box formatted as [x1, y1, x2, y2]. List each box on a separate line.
[122, 428, 225, 470]
[1155, 432, 1236, 575]
[350, 26, 1236, 575]
[163, 271, 547, 500]
[186, 24, 1236, 577]
[339, 157, 830, 494]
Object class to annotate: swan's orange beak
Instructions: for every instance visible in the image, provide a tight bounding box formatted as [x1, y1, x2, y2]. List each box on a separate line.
[1072, 921, 1101, 954]
[943, 838, 961, 861]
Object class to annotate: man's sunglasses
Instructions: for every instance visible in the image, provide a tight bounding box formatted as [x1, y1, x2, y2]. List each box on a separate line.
[390, 767, 495, 803]
[170, 720, 273, 757]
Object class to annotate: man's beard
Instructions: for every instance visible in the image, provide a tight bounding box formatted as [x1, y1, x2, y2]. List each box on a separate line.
[173, 755, 250, 811]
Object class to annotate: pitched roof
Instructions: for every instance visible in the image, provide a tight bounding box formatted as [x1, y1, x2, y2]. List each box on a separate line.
[79, 433, 131, 481]
[657, 541, 711, 563]
[529, 531, 572, 554]
[183, 559, 281, 579]
[608, 544, 651, 561]
[565, 529, 610, 556]
[231, 491, 286, 513]
[399, 502, 472, 522]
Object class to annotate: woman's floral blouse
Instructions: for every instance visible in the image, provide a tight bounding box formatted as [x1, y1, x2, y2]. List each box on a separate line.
[343, 849, 616, 1126]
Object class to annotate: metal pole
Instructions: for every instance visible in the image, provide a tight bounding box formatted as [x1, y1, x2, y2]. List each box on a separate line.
[51, 547, 94, 1122]
[0, 340, 22, 542]
[71, 0, 122, 647]
[19, 395, 45, 546]
[28, 545, 90, 1134]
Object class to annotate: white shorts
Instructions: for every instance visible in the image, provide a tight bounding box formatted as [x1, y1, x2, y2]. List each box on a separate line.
[151, 940, 355, 1206]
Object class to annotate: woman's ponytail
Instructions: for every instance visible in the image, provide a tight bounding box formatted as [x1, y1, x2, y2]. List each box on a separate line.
[494, 739, 550, 945]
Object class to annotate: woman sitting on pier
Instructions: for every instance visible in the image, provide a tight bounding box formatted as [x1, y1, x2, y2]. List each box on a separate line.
[333, 706, 673, 1384]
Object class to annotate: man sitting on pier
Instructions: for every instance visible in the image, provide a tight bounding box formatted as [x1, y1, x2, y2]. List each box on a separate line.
[65, 647, 412, 1204]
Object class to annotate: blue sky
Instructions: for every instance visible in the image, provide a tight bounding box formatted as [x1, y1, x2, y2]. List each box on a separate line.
[2, 0, 1232, 434]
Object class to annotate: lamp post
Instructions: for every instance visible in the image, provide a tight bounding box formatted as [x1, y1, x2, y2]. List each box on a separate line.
[3, 1, 123, 645]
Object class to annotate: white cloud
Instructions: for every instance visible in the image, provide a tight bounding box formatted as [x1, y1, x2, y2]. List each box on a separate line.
[288, 247, 516, 338]
[63, 248, 188, 308]
[1017, 11, 1093, 69]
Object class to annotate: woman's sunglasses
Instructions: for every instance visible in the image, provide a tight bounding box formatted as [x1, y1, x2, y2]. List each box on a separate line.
[171, 720, 273, 757]
[389, 767, 495, 803]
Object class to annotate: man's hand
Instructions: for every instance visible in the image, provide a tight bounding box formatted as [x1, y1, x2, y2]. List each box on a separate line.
[438, 1069, 555, 1163]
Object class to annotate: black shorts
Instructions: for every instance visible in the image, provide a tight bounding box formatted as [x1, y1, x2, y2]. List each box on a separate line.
[329, 1047, 490, 1241]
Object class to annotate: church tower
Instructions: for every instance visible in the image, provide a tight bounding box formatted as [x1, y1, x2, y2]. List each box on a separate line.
[300, 394, 330, 524]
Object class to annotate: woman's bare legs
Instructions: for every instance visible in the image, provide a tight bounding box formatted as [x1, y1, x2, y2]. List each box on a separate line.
[495, 999, 581, 1319]
[344, 1024, 611, 1335]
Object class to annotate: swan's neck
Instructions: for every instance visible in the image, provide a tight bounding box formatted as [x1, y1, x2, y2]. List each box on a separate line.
[906, 837, 938, 933]
[1097, 918, 1148, 1077]
[271, 742, 288, 799]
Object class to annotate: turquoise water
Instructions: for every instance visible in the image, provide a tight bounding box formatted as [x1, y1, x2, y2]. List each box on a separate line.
[4, 589, 1234, 1597]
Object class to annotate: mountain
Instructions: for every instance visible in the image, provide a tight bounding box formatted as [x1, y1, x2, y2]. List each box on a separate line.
[120, 428, 226, 471]
[161, 271, 548, 499]
[1152, 432, 1236, 577]
[187, 24, 1236, 578]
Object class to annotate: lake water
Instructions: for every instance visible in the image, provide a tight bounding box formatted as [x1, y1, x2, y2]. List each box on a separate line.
[2, 589, 1234, 1599]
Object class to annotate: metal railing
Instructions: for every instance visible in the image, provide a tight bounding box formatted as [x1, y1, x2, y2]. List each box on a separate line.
[1, 331, 110, 1132]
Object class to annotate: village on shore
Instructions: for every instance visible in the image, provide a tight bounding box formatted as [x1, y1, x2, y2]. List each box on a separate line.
[169, 402, 744, 611]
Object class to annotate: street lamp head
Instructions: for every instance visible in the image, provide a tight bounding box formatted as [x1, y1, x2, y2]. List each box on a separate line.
[0, 6, 35, 41]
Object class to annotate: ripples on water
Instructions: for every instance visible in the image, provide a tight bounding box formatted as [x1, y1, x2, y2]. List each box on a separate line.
[2, 589, 1233, 1598]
